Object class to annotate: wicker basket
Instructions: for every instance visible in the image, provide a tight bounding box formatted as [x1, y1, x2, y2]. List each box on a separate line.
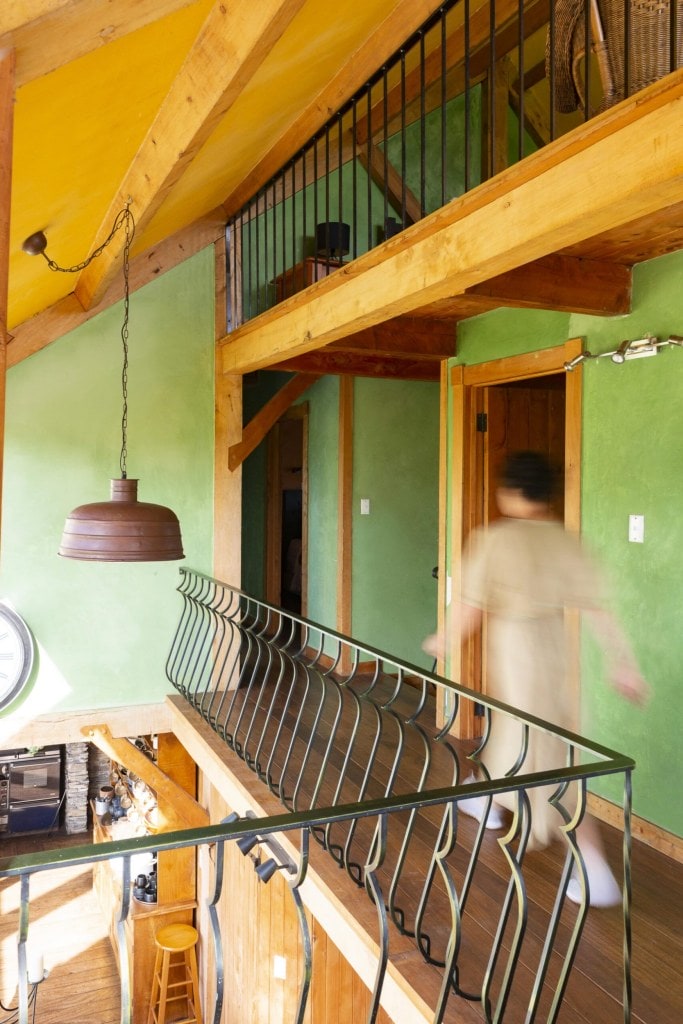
[548, 0, 683, 113]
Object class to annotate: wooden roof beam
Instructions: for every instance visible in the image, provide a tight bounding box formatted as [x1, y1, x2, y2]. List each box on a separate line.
[466, 254, 631, 315]
[273, 350, 442, 381]
[7, 207, 224, 367]
[357, 144, 422, 226]
[74, 0, 306, 311]
[1, 0, 199, 88]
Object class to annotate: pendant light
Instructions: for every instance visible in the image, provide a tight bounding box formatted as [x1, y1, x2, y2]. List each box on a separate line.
[23, 203, 184, 561]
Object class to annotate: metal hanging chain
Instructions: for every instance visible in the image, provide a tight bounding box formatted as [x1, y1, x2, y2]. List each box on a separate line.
[119, 207, 135, 479]
[39, 206, 132, 274]
[37, 203, 136, 478]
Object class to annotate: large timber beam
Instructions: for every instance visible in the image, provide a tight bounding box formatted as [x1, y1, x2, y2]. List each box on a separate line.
[83, 723, 209, 830]
[74, 0, 306, 310]
[273, 317, 454, 380]
[0, 49, 14, 547]
[228, 372, 320, 471]
[466, 253, 631, 315]
[1, 0, 197, 88]
[7, 208, 225, 367]
[219, 72, 683, 375]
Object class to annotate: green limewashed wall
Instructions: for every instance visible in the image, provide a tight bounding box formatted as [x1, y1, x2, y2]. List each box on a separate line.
[241, 375, 439, 670]
[453, 250, 683, 836]
[0, 249, 215, 731]
[351, 378, 439, 669]
[241, 371, 294, 599]
[302, 376, 340, 630]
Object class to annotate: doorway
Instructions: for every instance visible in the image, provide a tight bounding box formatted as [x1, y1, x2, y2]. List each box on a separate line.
[448, 340, 584, 736]
[265, 405, 308, 616]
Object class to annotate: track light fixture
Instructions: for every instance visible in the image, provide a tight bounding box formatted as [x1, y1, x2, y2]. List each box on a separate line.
[565, 333, 683, 371]
[22, 203, 184, 562]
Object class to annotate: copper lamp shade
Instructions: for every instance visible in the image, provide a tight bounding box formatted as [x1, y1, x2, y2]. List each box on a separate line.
[59, 478, 184, 562]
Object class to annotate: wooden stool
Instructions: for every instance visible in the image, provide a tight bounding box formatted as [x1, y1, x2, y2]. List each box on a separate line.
[147, 923, 202, 1024]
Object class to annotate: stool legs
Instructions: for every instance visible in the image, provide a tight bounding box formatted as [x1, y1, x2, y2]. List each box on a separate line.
[147, 925, 202, 1024]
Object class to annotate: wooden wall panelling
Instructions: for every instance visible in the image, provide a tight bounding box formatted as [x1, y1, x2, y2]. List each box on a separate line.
[197, 774, 393, 1024]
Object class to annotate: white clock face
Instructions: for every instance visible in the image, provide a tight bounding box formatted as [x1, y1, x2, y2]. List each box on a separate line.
[0, 604, 35, 710]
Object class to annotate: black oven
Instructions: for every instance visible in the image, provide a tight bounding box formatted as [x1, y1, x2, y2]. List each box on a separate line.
[0, 747, 62, 835]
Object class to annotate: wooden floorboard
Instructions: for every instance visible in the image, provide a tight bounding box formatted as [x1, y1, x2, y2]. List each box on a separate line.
[197, 669, 683, 1023]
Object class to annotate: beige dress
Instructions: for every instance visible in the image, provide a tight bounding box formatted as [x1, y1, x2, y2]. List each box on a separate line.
[461, 517, 604, 848]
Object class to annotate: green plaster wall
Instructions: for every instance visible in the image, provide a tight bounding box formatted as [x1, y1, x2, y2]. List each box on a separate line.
[0, 249, 215, 730]
[450, 251, 683, 836]
[351, 378, 439, 669]
[242, 375, 439, 672]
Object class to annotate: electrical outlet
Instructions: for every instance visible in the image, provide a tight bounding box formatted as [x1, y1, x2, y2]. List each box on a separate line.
[273, 955, 287, 980]
[628, 514, 644, 543]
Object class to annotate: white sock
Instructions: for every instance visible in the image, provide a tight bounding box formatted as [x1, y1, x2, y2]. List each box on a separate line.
[458, 773, 506, 829]
[566, 856, 621, 908]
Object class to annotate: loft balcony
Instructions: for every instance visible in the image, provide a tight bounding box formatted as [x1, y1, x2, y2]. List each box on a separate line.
[219, 0, 683, 380]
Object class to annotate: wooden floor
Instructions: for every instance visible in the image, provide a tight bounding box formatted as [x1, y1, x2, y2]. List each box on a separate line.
[0, 829, 119, 1024]
[200, 668, 683, 1024]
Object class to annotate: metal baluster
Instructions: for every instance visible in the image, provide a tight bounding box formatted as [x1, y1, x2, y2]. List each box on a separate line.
[363, 813, 390, 1024]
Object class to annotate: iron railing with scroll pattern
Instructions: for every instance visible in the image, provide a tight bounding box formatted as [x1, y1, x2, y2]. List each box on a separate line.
[164, 566, 634, 1022]
[0, 567, 635, 1024]
[226, 0, 683, 330]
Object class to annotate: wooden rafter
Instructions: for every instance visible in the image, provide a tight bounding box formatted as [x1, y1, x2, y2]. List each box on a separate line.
[0, 0, 198, 87]
[356, 144, 422, 226]
[227, 373, 319, 471]
[83, 723, 208, 830]
[272, 316, 454, 379]
[0, 48, 14, 546]
[466, 254, 631, 315]
[74, 0, 307, 310]
[7, 208, 225, 367]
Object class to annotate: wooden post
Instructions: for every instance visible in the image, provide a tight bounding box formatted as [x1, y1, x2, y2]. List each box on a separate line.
[213, 237, 243, 587]
[0, 49, 15, 547]
[337, 377, 354, 672]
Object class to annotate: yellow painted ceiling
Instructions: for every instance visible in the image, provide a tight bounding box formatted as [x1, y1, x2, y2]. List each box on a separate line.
[5, 0, 428, 331]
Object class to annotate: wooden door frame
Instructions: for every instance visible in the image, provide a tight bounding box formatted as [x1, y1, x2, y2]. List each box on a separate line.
[446, 338, 583, 737]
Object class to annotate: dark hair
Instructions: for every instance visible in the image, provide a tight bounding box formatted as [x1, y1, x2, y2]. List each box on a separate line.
[499, 451, 558, 503]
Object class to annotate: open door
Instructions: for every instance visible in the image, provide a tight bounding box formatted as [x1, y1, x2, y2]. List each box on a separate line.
[265, 405, 308, 616]
[448, 339, 583, 737]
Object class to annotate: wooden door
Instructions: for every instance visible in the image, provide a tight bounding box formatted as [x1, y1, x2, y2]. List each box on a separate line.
[446, 339, 583, 737]
[266, 404, 309, 616]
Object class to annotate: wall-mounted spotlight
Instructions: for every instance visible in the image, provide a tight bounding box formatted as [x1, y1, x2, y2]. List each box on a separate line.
[611, 339, 633, 364]
[237, 833, 259, 856]
[616, 334, 659, 360]
[255, 857, 294, 884]
[564, 351, 592, 371]
[565, 333, 683, 371]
